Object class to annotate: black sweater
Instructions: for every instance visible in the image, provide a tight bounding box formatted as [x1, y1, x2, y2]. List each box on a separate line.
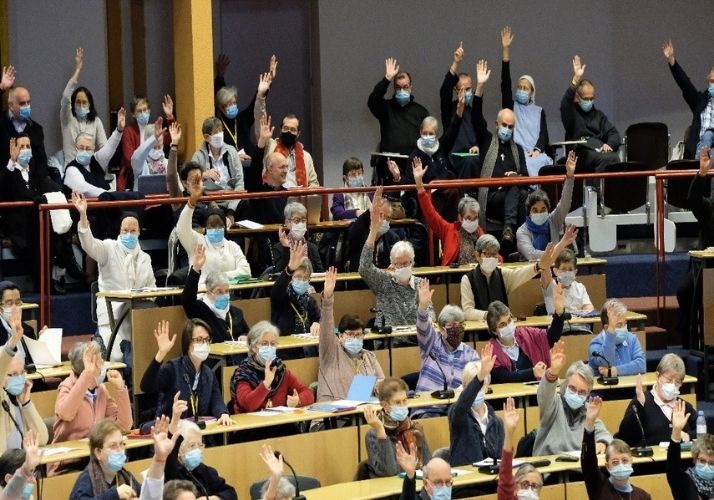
[668, 61, 713, 160]
[560, 87, 621, 151]
[667, 439, 705, 500]
[166, 435, 237, 500]
[616, 392, 696, 447]
[0, 112, 48, 170]
[368, 77, 429, 155]
[270, 268, 320, 335]
[688, 172, 714, 249]
[346, 210, 400, 271]
[501, 60, 549, 152]
[181, 267, 249, 343]
[403, 115, 461, 185]
[272, 240, 324, 274]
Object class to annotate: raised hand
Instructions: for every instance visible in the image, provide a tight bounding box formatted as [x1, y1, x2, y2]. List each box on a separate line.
[258, 72, 273, 97]
[287, 239, 306, 272]
[387, 159, 401, 182]
[153, 117, 165, 140]
[565, 150, 577, 177]
[455, 88, 466, 118]
[478, 342, 495, 380]
[169, 121, 181, 147]
[385, 57, 400, 81]
[412, 156, 428, 190]
[561, 224, 579, 249]
[661, 40, 675, 66]
[309, 322, 320, 337]
[286, 389, 300, 407]
[258, 114, 274, 148]
[417, 278, 434, 311]
[501, 26, 514, 49]
[216, 53, 230, 77]
[553, 282, 565, 315]
[9, 138, 19, 163]
[476, 59, 491, 85]
[671, 398, 690, 434]
[17, 377, 32, 405]
[395, 441, 418, 479]
[188, 174, 203, 206]
[363, 405, 384, 431]
[193, 243, 206, 271]
[0, 65, 16, 91]
[277, 225, 290, 248]
[74, 47, 84, 72]
[635, 373, 645, 406]
[700, 147, 712, 176]
[572, 55, 586, 83]
[263, 360, 277, 388]
[154, 319, 176, 362]
[83, 342, 101, 379]
[107, 369, 125, 390]
[151, 415, 179, 462]
[7, 306, 22, 349]
[22, 429, 42, 473]
[260, 444, 283, 478]
[268, 54, 278, 80]
[502, 397, 519, 436]
[549, 340, 566, 375]
[162, 94, 174, 118]
[116, 107, 126, 132]
[533, 362, 547, 379]
[368, 186, 385, 237]
[538, 242, 557, 271]
[585, 395, 602, 429]
[323, 266, 337, 299]
[171, 391, 188, 421]
[453, 41, 464, 66]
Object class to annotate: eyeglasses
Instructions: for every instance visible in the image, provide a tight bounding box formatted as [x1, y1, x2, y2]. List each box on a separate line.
[104, 440, 127, 452]
[183, 442, 205, 452]
[518, 480, 542, 491]
[192, 337, 212, 345]
[567, 385, 589, 397]
[342, 331, 364, 339]
[697, 459, 714, 467]
[289, 218, 307, 224]
[257, 341, 278, 348]
[428, 478, 453, 487]
[2, 299, 22, 308]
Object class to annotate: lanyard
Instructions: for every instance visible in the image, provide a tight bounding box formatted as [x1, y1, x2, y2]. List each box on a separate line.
[189, 393, 199, 417]
[289, 301, 308, 331]
[227, 313, 234, 341]
[221, 118, 239, 147]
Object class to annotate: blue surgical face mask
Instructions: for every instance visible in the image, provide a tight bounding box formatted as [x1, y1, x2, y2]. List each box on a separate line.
[291, 279, 309, 295]
[614, 327, 628, 345]
[75, 150, 93, 166]
[106, 450, 127, 472]
[136, 111, 150, 126]
[183, 448, 203, 471]
[119, 233, 138, 250]
[205, 228, 225, 244]
[578, 99, 594, 112]
[347, 176, 364, 187]
[395, 89, 411, 106]
[6, 373, 25, 396]
[225, 104, 239, 119]
[17, 149, 33, 165]
[213, 293, 230, 311]
[421, 134, 437, 148]
[431, 485, 452, 500]
[389, 405, 408, 422]
[515, 89, 530, 105]
[564, 388, 587, 410]
[74, 105, 90, 119]
[530, 212, 549, 226]
[708, 84, 714, 98]
[258, 345, 277, 364]
[471, 391, 486, 410]
[463, 90, 474, 106]
[344, 338, 363, 355]
[696, 462, 714, 481]
[608, 463, 633, 481]
[21, 482, 33, 499]
[18, 105, 31, 120]
[497, 126, 513, 142]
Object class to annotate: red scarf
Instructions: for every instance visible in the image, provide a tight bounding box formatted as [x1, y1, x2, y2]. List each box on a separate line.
[274, 139, 307, 187]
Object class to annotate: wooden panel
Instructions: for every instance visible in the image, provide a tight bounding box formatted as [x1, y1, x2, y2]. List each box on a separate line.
[239, 297, 272, 327]
[476, 484, 564, 500]
[32, 389, 58, 419]
[331, 289, 374, 325]
[508, 274, 606, 319]
[391, 346, 422, 380]
[566, 473, 673, 499]
[703, 268, 714, 345]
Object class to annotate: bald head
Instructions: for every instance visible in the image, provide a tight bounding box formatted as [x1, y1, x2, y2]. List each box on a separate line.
[8, 87, 30, 119]
[266, 152, 288, 187]
[423, 457, 452, 497]
[496, 108, 515, 124]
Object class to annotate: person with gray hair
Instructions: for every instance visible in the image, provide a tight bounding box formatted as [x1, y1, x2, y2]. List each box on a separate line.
[588, 299, 645, 377]
[258, 444, 297, 500]
[461, 232, 562, 321]
[617, 353, 695, 447]
[271, 201, 325, 273]
[129, 117, 181, 191]
[533, 341, 612, 456]
[412, 279, 478, 419]
[262, 113, 319, 188]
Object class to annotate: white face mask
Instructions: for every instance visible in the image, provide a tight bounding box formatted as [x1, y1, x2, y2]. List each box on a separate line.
[192, 343, 210, 362]
[392, 266, 412, 284]
[1, 308, 11, 322]
[209, 132, 224, 149]
[290, 222, 307, 239]
[660, 382, 680, 401]
[148, 148, 164, 161]
[480, 256, 498, 274]
[461, 219, 479, 234]
[516, 488, 539, 500]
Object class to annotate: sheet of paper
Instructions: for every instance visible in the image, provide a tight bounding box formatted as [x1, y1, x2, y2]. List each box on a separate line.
[237, 220, 264, 229]
[41, 446, 79, 456]
[472, 458, 524, 467]
[24, 328, 62, 367]
[332, 399, 373, 406]
[252, 410, 287, 417]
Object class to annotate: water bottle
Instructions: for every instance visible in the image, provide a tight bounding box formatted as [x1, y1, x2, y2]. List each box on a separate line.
[697, 410, 707, 437]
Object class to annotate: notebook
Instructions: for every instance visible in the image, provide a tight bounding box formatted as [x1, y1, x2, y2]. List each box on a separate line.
[24, 328, 62, 367]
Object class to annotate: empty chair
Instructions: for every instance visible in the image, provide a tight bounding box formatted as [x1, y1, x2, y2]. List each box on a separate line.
[665, 159, 704, 213]
[539, 164, 584, 214]
[600, 162, 653, 215]
[625, 122, 669, 168]
[137, 174, 168, 195]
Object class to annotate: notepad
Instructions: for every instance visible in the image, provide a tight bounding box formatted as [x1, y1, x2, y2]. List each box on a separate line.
[24, 328, 62, 367]
[346, 375, 377, 402]
[237, 220, 264, 229]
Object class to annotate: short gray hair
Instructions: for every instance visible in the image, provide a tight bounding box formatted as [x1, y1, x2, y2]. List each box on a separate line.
[486, 300, 512, 334]
[74, 133, 95, 147]
[514, 463, 541, 485]
[216, 86, 238, 108]
[247, 321, 279, 350]
[389, 241, 415, 263]
[68, 340, 102, 375]
[565, 360, 594, 391]
[458, 196, 480, 218]
[420, 116, 441, 136]
[656, 353, 685, 381]
[437, 304, 464, 327]
[260, 477, 295, 500]
[177, 419, 202, 440]
[461, 360, 482, 387]
[205, 272, 229, 293]
[294, 257, 313, 277]
[283, 202, 307, 221]
[475, 234, 500, 254]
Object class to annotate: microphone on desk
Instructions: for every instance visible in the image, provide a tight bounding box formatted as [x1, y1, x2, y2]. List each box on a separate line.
[2, 399, 24, 442]
[274, 451, 307, 500]
[592, 351, 619, 385]
[369, 308, 392, 334]
[427, 351, 455, 400]
[630, 404, 654, 457]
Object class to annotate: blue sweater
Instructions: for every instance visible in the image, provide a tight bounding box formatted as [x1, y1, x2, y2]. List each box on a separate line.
[588, 331, 645, 376]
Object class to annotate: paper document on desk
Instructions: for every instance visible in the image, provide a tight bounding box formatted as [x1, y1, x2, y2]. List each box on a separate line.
[399, 468, 471, 479]
[237, 220, 264, 229]
[129, 287, 179, 293]
[24, 328, 62, 367]
[473, 457, 525, 467]
[41, 446, 79, 457]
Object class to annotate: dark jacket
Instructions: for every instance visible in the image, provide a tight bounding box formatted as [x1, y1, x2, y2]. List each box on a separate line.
[616, 392, 696, 447]
[688, 172, 714, 249]
[368, 77, 429, 155]
[69, 466, 140, 500]
[667, 439, 703, 500]
[141, 356, 229, 420]
[560, 87, 621, 151]
[2, 159, 61, 203]
[669, 61, 713, 160]
[448, 376, 504, 466]
[166, 435, 237, 500]
[330, 191, 374, 220]
[215, 75, 259, 159]
[501, 60, 549, 152]
[0, 112, 48, 170]
[182, 267, 249, 343]
[347, 210, 401, 271]
[471, 95, 527, 178]
[272, 240, 324, 274]
[63, 158, 110, 194]
[403, 115, 461, 185]
[270, 268, 320, 335]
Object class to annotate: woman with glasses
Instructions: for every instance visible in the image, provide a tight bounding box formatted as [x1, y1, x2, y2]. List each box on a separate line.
[271, 202, 324, 274]
[617, 353, 695, 447]
[316, 267, 384, 402]
[142, 318, 231, 427]
[231, 320, 314, 414]
[669, 399, 714, 499]
[498, 397, 544, 500]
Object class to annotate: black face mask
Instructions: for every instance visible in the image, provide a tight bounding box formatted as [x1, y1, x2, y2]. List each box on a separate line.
[280, 131, 297, 148]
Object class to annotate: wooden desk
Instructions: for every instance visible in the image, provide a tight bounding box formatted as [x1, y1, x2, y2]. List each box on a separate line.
[27, 361, 125, 381]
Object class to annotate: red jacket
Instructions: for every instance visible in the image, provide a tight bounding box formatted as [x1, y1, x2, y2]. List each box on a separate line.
[234, 368, 314, 413]
[418, 190, 485, 266]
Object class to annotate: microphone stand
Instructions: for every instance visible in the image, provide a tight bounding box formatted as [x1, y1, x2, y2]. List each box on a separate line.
[275, 451, 306, 500]
[630, 404, 654, 457]
[593, 352, 619, 385]
[428, 352, 455, 399]
[370, 308, 393, 375]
